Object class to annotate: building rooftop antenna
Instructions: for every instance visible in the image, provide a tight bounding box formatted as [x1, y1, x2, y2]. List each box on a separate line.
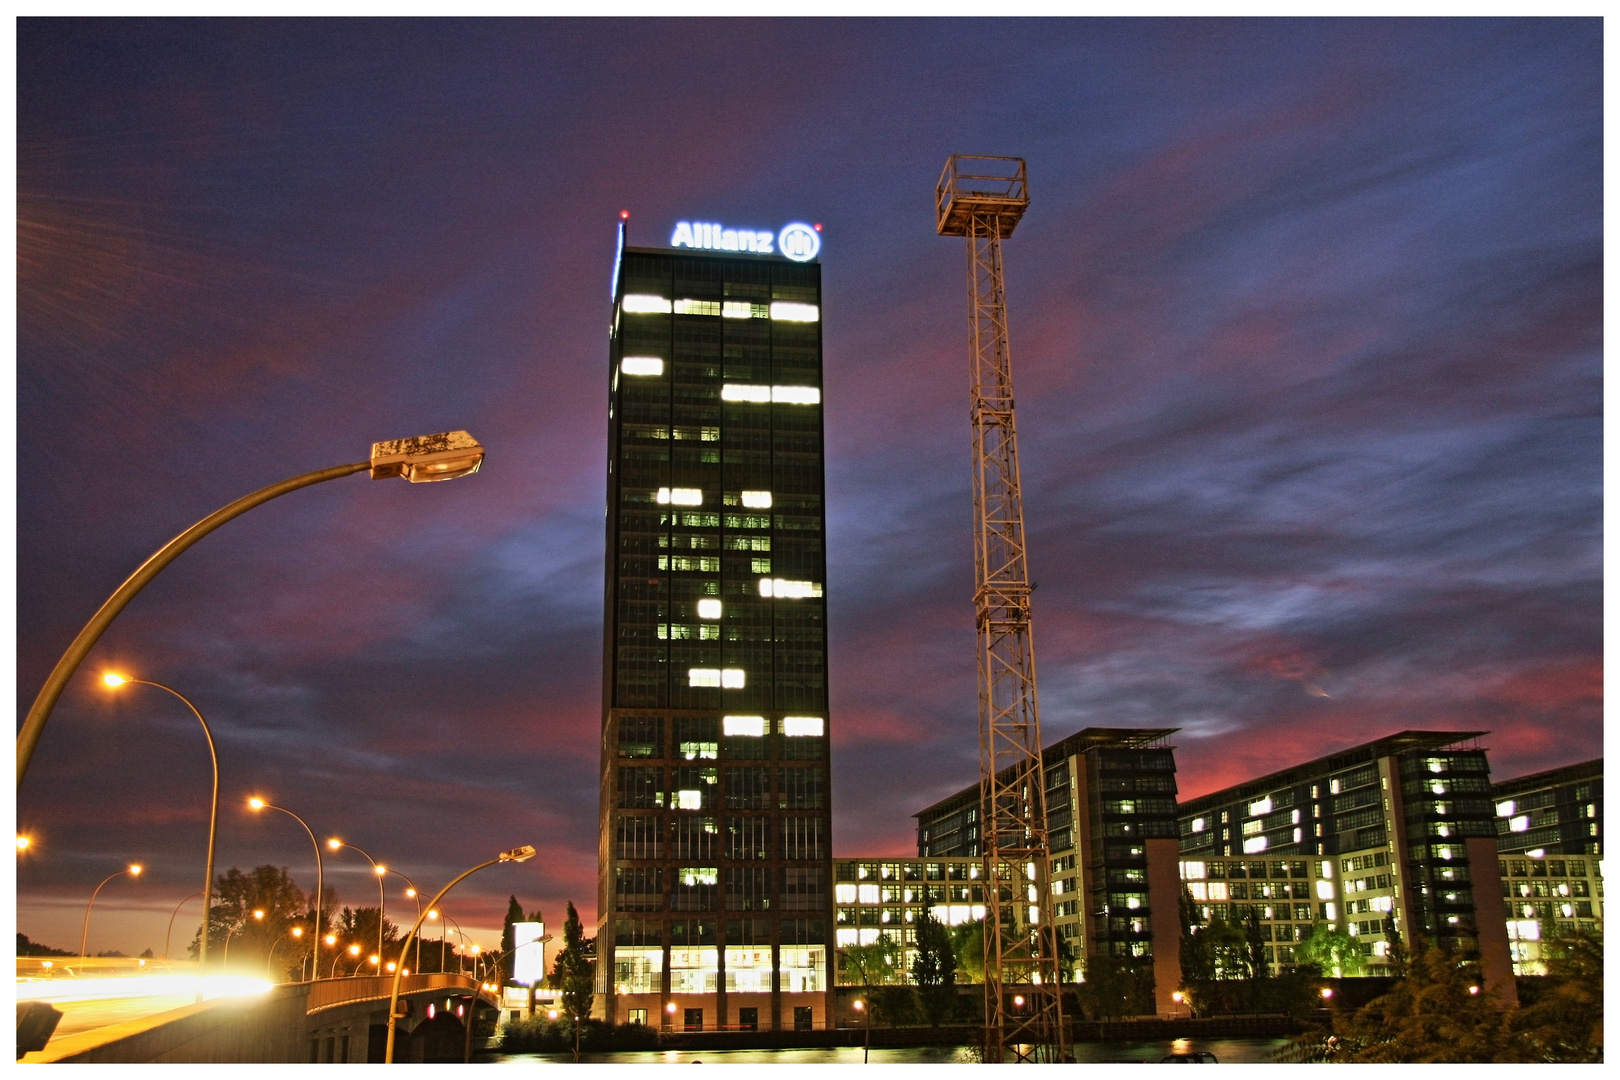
[935, 154, 1067, 1064]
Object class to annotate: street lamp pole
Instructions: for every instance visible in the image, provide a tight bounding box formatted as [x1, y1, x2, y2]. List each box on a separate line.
[248, 799, 323, 981]
[17, 431, 486, 789]
[163, 891, 202, 961]
[385, 870, 423, 973]
[102, 676, 218, 968]
[80, 865, 142, 959]
[385, 846, 536, 1064]
[328, 839, 387, 968]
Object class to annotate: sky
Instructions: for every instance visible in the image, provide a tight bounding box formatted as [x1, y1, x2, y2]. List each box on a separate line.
[12, 18, 1602, 957]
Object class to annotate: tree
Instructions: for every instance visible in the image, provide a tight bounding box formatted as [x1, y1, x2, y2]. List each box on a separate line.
[548, 902, 595, 1023]
[194, 865, 306, 968]
[1179, 886, 1214, 983]
[333, 906, 401, 969]
[912, 911, 957, 1026]
[17, 933, 72, 957]
[1298, 921, 1364, 979]
[1507, 927, 1602, 1062]
[840, 935, 901, 987]
[500, 896, 525, 983]
[948, 920, 985, 984]
[1074, 952, 1156, 1019]
[1332, 943, 1507, 1062]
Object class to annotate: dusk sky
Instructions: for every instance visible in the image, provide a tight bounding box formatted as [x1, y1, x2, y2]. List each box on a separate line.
[14, 19, 1601, 957]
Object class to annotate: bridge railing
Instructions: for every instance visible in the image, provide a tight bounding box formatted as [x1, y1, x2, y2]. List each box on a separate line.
[306, 972, 492, 1013]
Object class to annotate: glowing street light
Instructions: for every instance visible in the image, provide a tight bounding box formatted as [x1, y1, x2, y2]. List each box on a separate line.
[18, 431, 487, 789]
[17, 836, 31, 852]
[248, 798, 324, 980]
[80, 864, 142, 959]
[328, 838, 388, 965]
[385, 845, 535, 1063]
[102, 673, 220, 968]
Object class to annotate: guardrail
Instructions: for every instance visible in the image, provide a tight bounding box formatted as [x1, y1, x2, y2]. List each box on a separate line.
[306, 972, 494, 1013]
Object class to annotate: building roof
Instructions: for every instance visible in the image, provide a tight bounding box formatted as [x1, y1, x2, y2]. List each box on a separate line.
[912, 726, 1179, 820]
[1491, 757, 1602, 797]
[1178, 730, 1489, 813]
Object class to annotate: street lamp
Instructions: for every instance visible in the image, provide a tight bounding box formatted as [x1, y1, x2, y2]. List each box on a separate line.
[102, 674, 220, 968]
[853, 998, 870, 1063]
[163, 891, 202, 961]
[223, 909, 265, 968]
[17, 430, 486, 789]
[384, 845, 536, 1063]
[80, 864, 142, 959]
[248, 798, 324, 980]
[328, 839, 388, 966]
[17, 835, 31, 852]
[269, 925, 305, 981]
[384, 870, 423, 973]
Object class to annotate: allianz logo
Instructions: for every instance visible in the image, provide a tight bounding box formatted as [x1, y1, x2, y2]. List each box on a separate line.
[670, 221, 821, 263]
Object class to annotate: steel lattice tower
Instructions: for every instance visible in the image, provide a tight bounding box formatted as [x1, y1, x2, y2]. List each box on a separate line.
[935, 155, 1066, 1064]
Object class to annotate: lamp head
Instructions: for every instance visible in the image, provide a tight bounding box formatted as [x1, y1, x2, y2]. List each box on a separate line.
[427, 909, 439, 920]
[370, 430, 485, 483]
[16, 836, 30, 852]
[499, 844, 537, 863]
[248, 798, 265, 811]
[369, 955, 379, 965]
[470, 945, 480, 955]
[292, 928, 304, 938]
[327, 839, 342, 851]
[853, 1000, 863, 1012]
[406, 888, 416, 898]
[103, 673, 127, 688]
[324, 934, 336, 946]
[253, 910, 264, 920]
[128, 864, 143, 877]
[349, 944, 360, 956]
[374, 864, 387, 876]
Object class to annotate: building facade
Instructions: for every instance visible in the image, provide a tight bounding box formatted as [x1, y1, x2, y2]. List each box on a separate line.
[1176, 731, 1515, 997]
[915, 728, 1185, 1014]
[832, 857, 986, 983]
[597, 235, 833, 1032]
[1493, 759, 1602, 857]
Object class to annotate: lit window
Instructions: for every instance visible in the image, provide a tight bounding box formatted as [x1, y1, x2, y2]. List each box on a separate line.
[857, 884, 879, 904]
[1191, 817, 1206, 833]
[657, 488, 703, 506]
[834, 928, 859, 946]
[681, 867, 718, 886]
[1291, 809, 1301, 824]
[834, 884, 857, 904]
[760, 579, 823, 598]
[1180, 861, 1206, 880]
[721, 301, 769, 319]
[1243, 836, 1268, 854]
[676, 790, 702, 810]
[740, 491, 773, 508]
[720, 383, 819, 405]
[1324, 902, 1336, 920]
[1208, 882, 1229, 901]
[620, 357, 664, 376]
[770, 301, 819, 322]
[782, 717, 824, 737]
[1248, 797, 1272, 817]
[1293, 828, 1302, 844]
[622, 295, 671, 314]
[696, 599, 722, 619]
[720, 669, 745, 689]
[1315, 880, 1335, 900]
[1510, 815, 1530, 833]
[672, 299, 720, 316]
[722, 716, 766, 737]
[688, 669, 720, 687]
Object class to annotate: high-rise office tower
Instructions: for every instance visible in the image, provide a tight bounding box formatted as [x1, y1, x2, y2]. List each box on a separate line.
[597, 221, 833, 1033]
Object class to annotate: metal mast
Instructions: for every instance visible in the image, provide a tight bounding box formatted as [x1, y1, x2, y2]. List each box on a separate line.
[935, 155, 1066, 1064]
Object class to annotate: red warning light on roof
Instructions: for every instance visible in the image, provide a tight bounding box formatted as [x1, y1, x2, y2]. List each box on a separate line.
[620, 210, 630, 219]
[813, 223, 822, 231]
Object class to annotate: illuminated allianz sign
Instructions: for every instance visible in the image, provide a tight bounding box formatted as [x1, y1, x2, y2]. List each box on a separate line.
[671, 221, 820, 262]
[512, 921, 546, 986]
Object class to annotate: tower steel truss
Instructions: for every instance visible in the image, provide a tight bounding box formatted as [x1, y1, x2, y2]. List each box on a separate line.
[935, 155, 1066, 1063]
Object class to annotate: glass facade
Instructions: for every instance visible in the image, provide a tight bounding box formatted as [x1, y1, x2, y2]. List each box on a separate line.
[1493, 758, 1603, 857]
[598, 243, 832, 1029]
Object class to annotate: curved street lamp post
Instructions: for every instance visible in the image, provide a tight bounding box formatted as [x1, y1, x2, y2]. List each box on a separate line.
[80, 864, 142, 959]
[328, 839, 388, 970]
[384, 846, 535, 1063]
[163, 891, 202, 962]
[102, 675, 219, 967]
[17, 431, 485, 789]
[248, 799, 324, 980]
